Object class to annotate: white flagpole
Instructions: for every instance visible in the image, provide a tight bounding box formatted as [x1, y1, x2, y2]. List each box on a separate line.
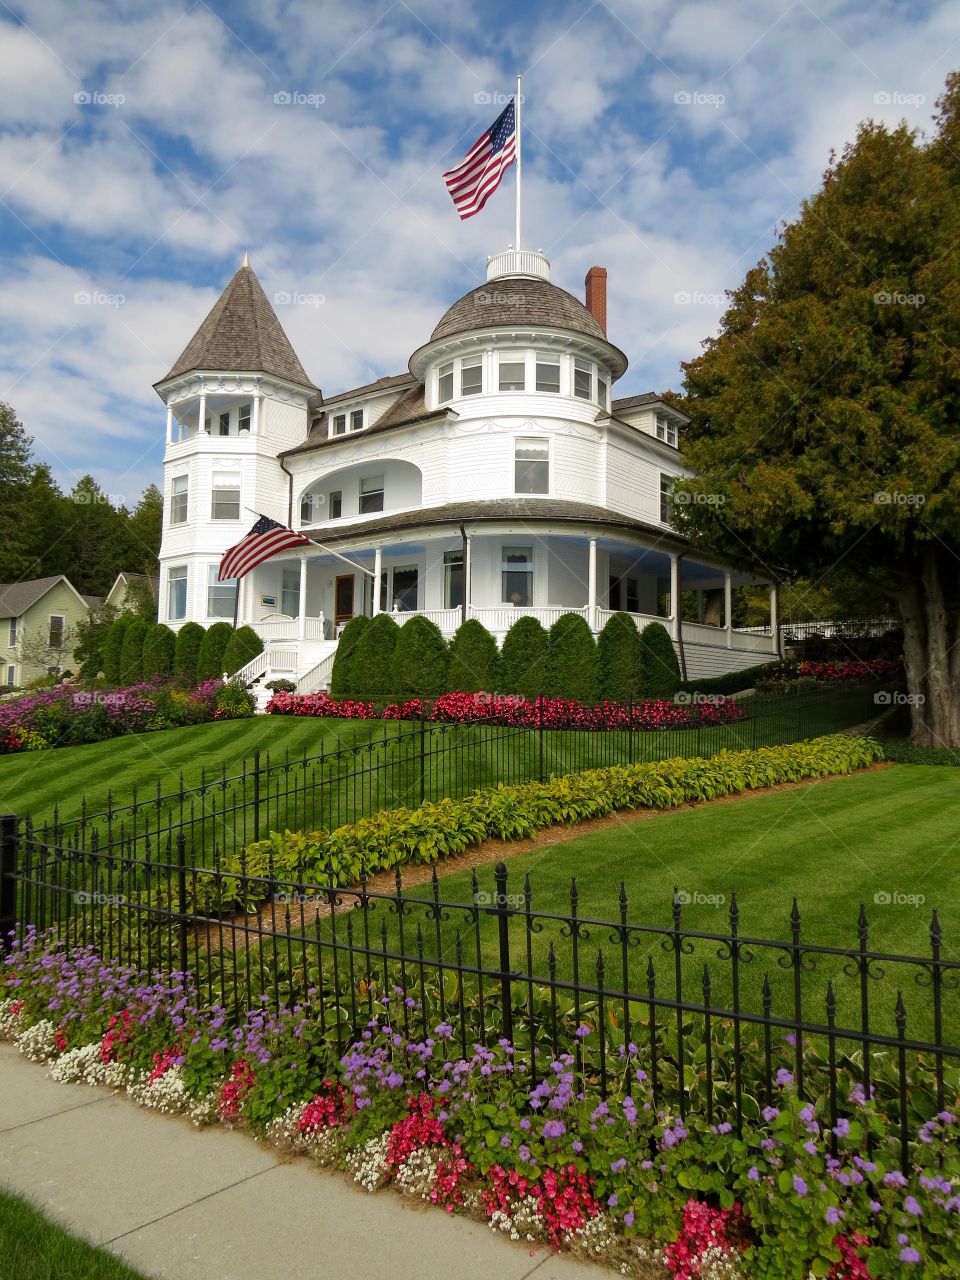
[514, 73, 522, 251]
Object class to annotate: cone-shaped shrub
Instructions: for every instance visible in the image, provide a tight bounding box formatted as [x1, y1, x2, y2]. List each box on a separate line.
[391, 616, 449, 696]
[545, 612, 599, 702]
[141, 623, 176, 681]
[196, 622, 233, 683]
[173, 621, 204, 687]
[118, 617, 149, 686]
[103, 614, 134, 684]
[638, 620, 681, 698]
[500, 616, 549, 698]
[222, 625, 263, 677]
[353, 613, 400, 696]
[330, 615, 370, 696]
[445, 619, 499, 692]
[597, 611, 643, 702]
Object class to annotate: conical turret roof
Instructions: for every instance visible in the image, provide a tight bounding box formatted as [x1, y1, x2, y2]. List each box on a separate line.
[158, 261, 317, 392]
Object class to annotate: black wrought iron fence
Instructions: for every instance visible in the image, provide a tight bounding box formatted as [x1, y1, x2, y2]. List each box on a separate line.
[2, 821, 956, 1171]
[23, 682, 885, 866]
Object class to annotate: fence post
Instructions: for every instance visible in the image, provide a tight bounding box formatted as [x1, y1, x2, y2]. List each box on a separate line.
[538, 695, 545, 782]
[0, 815, 18, 955]
[253, 750, 262, 841]
[175, 832, 189, 976]
[494, 861, 514, 1041]
[419, 709, 427, 806]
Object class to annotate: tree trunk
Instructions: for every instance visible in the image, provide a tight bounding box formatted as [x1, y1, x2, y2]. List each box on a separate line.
[897, 551, 960, 747]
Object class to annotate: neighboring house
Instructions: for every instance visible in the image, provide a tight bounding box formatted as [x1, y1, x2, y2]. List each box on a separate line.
[0, 576, 95, 687]
[104, 572, 159, 616]
[155, 249, 781, 693]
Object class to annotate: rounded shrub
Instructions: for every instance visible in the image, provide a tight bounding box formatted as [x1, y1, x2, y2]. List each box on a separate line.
[597, 611, 643, 702]
[222, 625, 264, 677]
[500, 616, 549, 699]
[141, 623, 176, 681]
[103, 614, 134, 684]
[196, 622, 234, 683]
[118, 617, 149, 686]
[545, 612, 599, 702]
[638, 620, 681, 698]
[352, 613, 400, 696]
[445, 619, 499, 692]
[173, 621, 204, 687]
[391, 616, 449, 696]
[330, 615, 371, 697]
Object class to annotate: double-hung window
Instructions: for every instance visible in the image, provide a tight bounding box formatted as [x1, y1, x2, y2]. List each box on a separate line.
[535, 352, 561, 393]
[460, 357, 482, 396]
[438, 362, 454, 403]
[207, 565, 237, 619]
[218, 411, 230, 436]
[514, 437, 549, 494]
[660, 475, 673, 524]
[502, 546, 533, 606]
[573, 358, 593, 399]
[238, 404, 251, 433]
[169, 475, 188, 524]
[359, 475, 384, 514]
[351, 408, 364, 432]
[443, 550, 464, 609]
[656, 414, 678, 447]
[333, 413, 347, 436]
[8, 618, 17, 646]
[48, 615, 64, 648]
[498, 353, 525, 391]
[281, 567, 301, 618]
[211, 471, 241, 520]
[597, 375, 609, 410]
[329, 490, 343, 519]
[167, 566, 187, 621]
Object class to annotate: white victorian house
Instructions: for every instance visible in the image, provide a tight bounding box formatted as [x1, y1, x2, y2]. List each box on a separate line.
[156, 248, 779, 697]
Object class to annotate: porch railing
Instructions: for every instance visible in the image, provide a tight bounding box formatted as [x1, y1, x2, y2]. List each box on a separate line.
[250, 616, 327, 642]
[469, 605, 590, 634]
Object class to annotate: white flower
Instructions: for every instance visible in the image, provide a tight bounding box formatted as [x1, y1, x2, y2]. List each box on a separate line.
[15, 1019, 58, 1061]
[345, 1133, 391, 1192]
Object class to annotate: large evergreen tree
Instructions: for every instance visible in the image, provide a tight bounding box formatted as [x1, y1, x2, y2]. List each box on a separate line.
[545, 613, 598, 702]
[391, 616, 449, 696]
[500, 617, 548, 698]
[676, 76, 960, 745]
[445, 619, 500, 692]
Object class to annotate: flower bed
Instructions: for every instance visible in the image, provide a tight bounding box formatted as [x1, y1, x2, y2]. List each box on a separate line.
[1, 931, 957, 1278]
[760, 660, 901, 688]
[267, 688, 748, 730]
[0, 678, 254, 754]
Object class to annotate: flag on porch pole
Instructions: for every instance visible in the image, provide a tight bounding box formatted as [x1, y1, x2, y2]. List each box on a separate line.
[218, 514, 310, 581]
[443, 98, 517, 220]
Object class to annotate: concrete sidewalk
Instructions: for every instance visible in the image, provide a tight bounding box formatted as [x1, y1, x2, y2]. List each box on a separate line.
[0, 1044, 600, 1280]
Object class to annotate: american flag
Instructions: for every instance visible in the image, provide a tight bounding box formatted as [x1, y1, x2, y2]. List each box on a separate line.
[218, 514, 310, 581]
[443, 100, 516, 220]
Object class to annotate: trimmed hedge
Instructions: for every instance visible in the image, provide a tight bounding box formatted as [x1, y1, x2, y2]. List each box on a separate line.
[222, 625, 263, 677]
[597, 611, 643, 701]
[103, 614, 134, 684]
[678, 662, 777, 696]
[391, 616, 449, 696]
[445, 619, 500, 692]
[141, 623, 176, 681]
[234, 735, 882, 893]
[545, 613, 598, 702]
[330, 615, 370, 697]
[879, 739, 960, 766]
[196, 622, 233, 683]
[638, 621, 681, 699]
[353, 614, 400, 696]
[500, 616, 548, 698]
[173, 621, 205, 687]
[118, 618, 149, 685]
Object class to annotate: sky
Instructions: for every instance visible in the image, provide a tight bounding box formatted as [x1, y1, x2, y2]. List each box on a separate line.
[0, 0, 956, 508]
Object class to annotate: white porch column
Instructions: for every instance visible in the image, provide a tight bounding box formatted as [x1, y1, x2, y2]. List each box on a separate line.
[372, 547, 383, 616]
[669, 553, 681, 640]
[724, 571, 733, 649]
[297, 555, 308, 640]
[464, 534, 472, 621]
[587, 537, 598, 632]
[165, 406, 173, 444]
[251, 392, 261, 435]
[770, 583, 781, 656]
[198, 392, 207, 434]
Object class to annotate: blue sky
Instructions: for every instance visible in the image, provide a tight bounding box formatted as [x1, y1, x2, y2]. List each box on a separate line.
[0, 0, 955, 506]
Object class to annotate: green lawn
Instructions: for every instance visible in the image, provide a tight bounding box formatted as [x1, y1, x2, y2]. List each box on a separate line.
[324, 764, 959, 1039]
[0, 1190, 150, 1280]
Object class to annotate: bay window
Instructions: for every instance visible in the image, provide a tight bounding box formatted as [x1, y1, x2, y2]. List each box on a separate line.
[207, 564, 237, 619]
[535, 352, 561, 393]
[167, 566, 187, 621]
[211, 471, 241, 520]
[499, 353, 526, 391]
[169, 475, 188, 525]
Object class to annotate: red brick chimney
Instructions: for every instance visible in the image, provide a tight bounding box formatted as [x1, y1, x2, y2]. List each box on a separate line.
[584, 266, 607, 334]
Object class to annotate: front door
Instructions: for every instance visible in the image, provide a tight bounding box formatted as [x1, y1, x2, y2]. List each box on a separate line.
[335, 575, 355, 628]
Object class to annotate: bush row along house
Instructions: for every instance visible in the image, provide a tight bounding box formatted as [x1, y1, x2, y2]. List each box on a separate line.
[152, 247, 781, 695]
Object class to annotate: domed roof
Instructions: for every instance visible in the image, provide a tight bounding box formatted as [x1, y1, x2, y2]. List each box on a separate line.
[431, 276, 606, 343]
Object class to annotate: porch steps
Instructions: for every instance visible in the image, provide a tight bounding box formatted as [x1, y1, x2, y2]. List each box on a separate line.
[233, 640, 339, 711]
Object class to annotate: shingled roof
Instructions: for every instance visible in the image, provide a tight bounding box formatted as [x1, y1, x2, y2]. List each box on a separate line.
[431, 277, 606, 343]
[0, 576, 81, 618]
[157, 263, 318, 392]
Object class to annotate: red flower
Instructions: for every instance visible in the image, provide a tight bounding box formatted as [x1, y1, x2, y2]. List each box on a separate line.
[297, 1078, 351, 1132]
[218, 1058, 255, 1120]
[483, 1162, 601, 1249]
[664, 1199, 747, 1278]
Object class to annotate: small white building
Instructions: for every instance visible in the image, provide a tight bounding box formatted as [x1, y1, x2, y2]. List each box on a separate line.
[155, 249, 778, 693]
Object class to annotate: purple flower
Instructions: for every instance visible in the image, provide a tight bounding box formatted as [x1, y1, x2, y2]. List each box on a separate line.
[834, 1118, 850, 1138]
[611, 1158, 627, 1173]
[624, 1211, 634, 1228]
[825, 1206, 842, 1225]
[747, 1166, 760, 1182]
[572, 1139, 583, 1154]
[762, 1106, 779, 1122]
[543, 1119, 565, 1140]
[904, 1196, 922, 1217]
[500, 1135, 511, 1148]
[900, 1247, 921, 1264]
[775, 1068, 794, 1087]
[793, 1175, 808, 1197]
